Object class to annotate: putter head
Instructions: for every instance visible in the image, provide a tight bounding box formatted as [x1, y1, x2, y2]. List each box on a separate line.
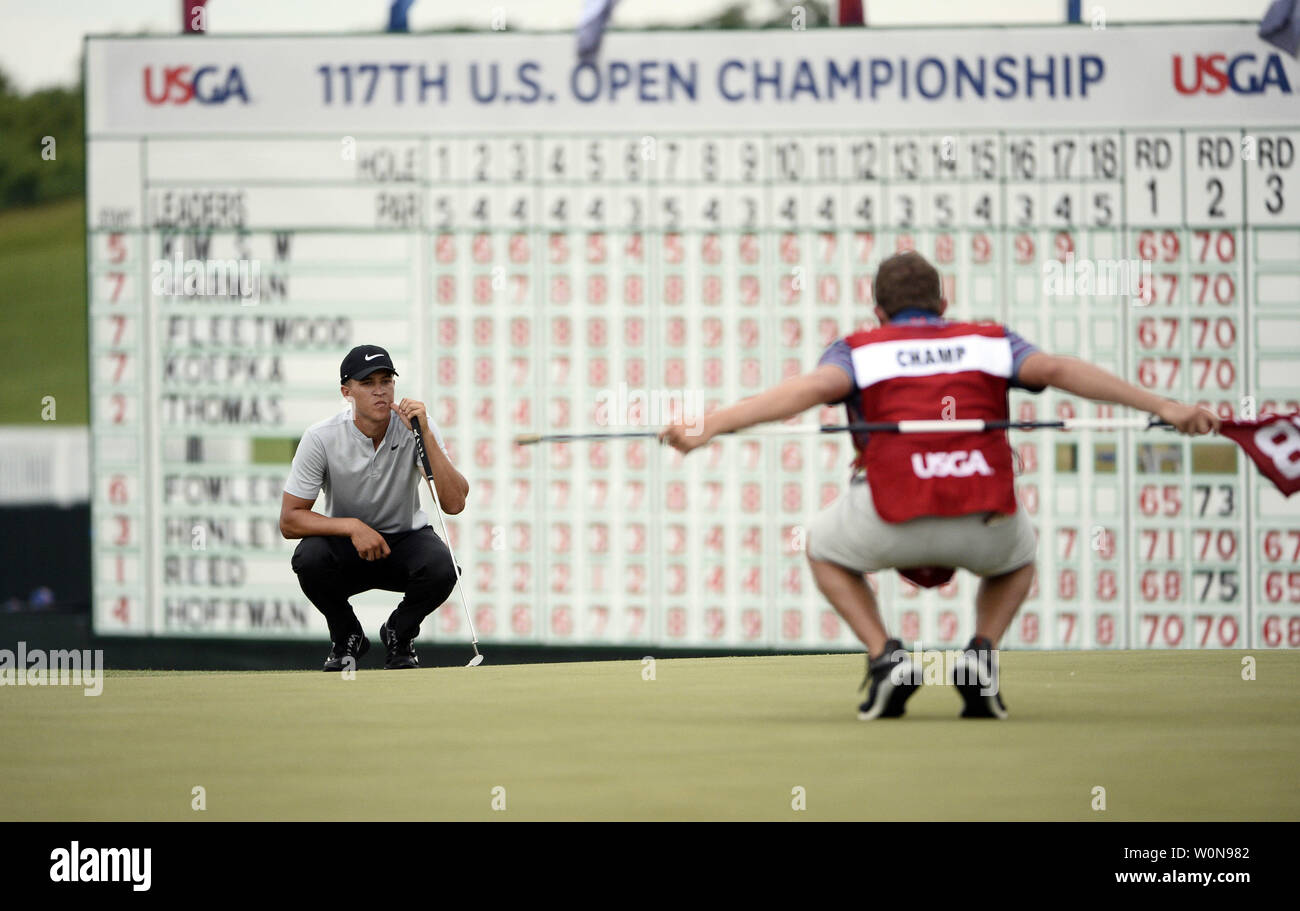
[467, 654, 484, 667]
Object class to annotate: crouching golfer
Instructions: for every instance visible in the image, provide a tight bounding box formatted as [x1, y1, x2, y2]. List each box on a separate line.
[660, 252, 1218, 719]
[279, 345, 469, 671]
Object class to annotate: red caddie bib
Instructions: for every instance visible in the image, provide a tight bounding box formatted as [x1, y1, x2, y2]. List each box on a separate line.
[846, 321, 1018, 523]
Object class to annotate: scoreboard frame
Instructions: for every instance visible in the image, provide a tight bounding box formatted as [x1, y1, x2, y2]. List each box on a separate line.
[84, 23, 1300, 649]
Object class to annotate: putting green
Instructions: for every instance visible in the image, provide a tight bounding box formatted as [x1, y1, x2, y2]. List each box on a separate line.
[1, 650, 1296, 820]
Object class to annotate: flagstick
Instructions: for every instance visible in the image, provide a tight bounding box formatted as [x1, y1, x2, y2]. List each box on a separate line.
[410, 416, 483, 667]
[514, 416, 1172, 446]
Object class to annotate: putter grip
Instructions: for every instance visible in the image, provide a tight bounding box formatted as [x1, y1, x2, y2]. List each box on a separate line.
[410, 415, 435, 478]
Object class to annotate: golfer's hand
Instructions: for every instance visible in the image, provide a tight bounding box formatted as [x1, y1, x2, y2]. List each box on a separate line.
[658, 419, 714, 454]
[349, 520, 390, 561]
[1157, 401, 1221, 435]
[391, 398, 428, 432]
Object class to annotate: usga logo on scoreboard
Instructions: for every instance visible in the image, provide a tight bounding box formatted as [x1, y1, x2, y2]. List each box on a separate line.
[1172, 53, 1292, 95]
[142, 65, 250, 105]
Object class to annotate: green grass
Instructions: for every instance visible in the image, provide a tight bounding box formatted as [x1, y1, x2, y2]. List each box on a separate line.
[0, 198, 87, 424]
[1, 651, 1296, 821]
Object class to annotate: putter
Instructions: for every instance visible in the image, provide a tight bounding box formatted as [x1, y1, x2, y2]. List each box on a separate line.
[411, 415, 484, 667]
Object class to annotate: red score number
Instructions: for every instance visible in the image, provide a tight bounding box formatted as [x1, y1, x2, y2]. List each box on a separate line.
[1137, 230, 1181, 262]
[1261, 615, 1300, 647]
[1262, 572, 1300, 603]
[1193, 230, 1236, 263]
[1140, 569, 1182, 602]
[1262, 530, 1300, 563]
[1139, 485, 1181, 517]
[1140, 613, 1185, 646]
[1056, 611, 1077, 644]
[1096, 570, 1119, 602]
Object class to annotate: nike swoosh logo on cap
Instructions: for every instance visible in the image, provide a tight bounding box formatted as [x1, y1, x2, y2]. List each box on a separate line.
[365, 353, 382, 361]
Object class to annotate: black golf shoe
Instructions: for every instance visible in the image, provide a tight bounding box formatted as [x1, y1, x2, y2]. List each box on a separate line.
[323, 631, 369, 672]
[952, 635, 1008, 719]
[379, 621, 419, 670]
[857, 638, 919, 720]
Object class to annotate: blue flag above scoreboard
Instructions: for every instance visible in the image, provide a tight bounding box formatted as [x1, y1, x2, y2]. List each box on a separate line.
[1260, 0, 1300, 57]
[87, 24, 1298, 134]
[387, 0, 417, 34]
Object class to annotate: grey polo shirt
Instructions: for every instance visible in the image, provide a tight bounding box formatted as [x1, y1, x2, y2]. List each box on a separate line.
[284, 408, 448, 534]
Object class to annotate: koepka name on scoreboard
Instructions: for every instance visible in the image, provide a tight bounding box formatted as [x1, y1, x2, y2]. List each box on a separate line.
[162, 354, 284, 385]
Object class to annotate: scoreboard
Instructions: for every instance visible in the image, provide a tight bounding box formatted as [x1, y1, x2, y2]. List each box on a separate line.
[85, 25, 1300, 649]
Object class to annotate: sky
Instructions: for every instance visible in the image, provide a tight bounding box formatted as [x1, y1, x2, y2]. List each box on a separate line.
[0, 0, 1272, 92]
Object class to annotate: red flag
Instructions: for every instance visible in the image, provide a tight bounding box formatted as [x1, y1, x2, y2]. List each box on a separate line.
[1219, 414, 1300, 496]
[184, 1, 209, 33]
[838, 1, 866, 26]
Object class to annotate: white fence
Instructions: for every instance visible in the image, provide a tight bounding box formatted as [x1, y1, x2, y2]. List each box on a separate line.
[0, 428, 90, 506]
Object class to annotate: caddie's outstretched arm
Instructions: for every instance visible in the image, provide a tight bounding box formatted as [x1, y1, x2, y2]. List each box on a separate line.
[1018, 353, 1221, 435]
[659, 365, 852, 452]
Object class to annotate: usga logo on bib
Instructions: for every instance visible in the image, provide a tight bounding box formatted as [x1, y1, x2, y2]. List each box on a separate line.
[912, 450, 995, 479]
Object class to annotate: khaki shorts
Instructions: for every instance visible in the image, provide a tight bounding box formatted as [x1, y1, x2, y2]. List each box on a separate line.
[806, 478, 1037, 577]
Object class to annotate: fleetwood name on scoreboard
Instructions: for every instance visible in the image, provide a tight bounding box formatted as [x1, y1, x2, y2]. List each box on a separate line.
[84, 25, 1300, 648]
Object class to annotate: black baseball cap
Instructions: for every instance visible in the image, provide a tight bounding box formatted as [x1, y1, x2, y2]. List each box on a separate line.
[340, 345, 399, 383]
